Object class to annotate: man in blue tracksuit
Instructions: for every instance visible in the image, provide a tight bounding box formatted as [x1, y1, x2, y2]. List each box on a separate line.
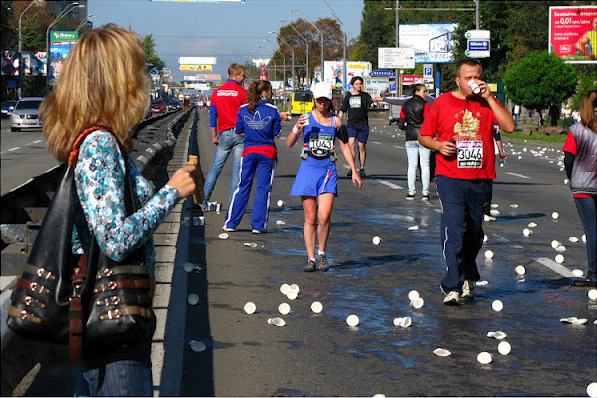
[223, 80, 281, 233]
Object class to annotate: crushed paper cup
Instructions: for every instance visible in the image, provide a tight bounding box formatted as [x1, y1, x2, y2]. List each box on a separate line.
[278, 303, 291, 315]
[569, 237, 579, 243]
[243, 302, 256, 314]
[475, 280, 489, 286]
[528, 222, 538, 228]
[485, 250, 494, 259]
[515, 265, 526, 275]
[490, 209, 500, 216]
[280, 283, 290, 295]
[184, 262, 202, 272]
[510, 204, 519, 208]
[487, 331, 507, 339]
[189, 340, 207, 352]
[267, 317, 286, 327]
[582, 234, 587, 243]
[408, 225, 419, 231]
[311, 301, 323, 313]
[277, 200, 285, 207]
[492, 300, 504, 312]
[346, 314, 360, 327]
[393, 316, 412, 327]
[555, 254, 565, 264]
[187, 294, 200, 305]
[572, 269, 584, 277]
[523, 228, 532, 237]
[218, 233, 229, 239]
[243, 242, 258, 248]
[433, 348, 451, 357]
[477, 351, 493, 364]
[587, 382, 597, 398]
[559, 317, 587, 324]
[552, 212, 559, 220]
[555, 245, 566, 252]
[408, 290, 420, 301]
[490, 204, 499, 209]
[498, 341, 512, 355]
[483, 234, 488, 243]
[275, 220, 286, 225]
[372, 236, 382, 245]
[410, 297, 424, 309]
[588, 289, 597, 301]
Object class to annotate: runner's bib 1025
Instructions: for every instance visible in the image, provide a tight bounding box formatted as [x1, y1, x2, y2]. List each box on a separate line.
[457, 140, 483, 168]
[309, 133, 334, 157]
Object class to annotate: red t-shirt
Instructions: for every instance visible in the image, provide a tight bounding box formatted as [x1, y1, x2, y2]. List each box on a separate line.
[211, 80, 247, 133]
[420, 92, 499, 180]
[562, 132, 592, 198]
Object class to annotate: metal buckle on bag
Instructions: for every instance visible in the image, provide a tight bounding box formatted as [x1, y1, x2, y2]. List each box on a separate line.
[96, 295, 121, 306]
[29, 282, 50, 295]
[100, 308, 123, 320]
[97, 268, 113, 279]
[36, 267, 56, 280]
[24, 295, 46, 309]
[20, 309, 42, 324]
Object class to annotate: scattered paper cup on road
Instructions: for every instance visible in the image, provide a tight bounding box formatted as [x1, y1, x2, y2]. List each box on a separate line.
[278, 303, 291, 315]
[218, 233, 229, 239]
[243, 302, 256, 314]
[289, 284, 299, 294]
[311, 301, 323, 313]
[187, 294, 200, 305]
[275, 220, 286, 225]
[408, 225, 419, 231]
[572, 269, 584, 277]
[410, 297, 424, 309]
[433, 348, 451, 357]
[491, 203, 499, 208]
[587, 382, 597, 398]
[492, 300, 504, 312]
[569, 236, 579, 243]
[189, 340, 206, 352]
[552, 212, 559, 220]
[588, 289, 597, 301]
[346, 314, 360, 327]
[483, 234, 488, 243]
[571, 318, 587, 325]
[485, 250, 494, 259]
[487, 331, 507, 339]
[582, 234, 587, 243]
[555, 245, 566, 252]
[523, 228, 532, 237]
[510, 204, 519, 208]
[393, 316, 412, 327]
[408, 290, 420, 301]
[528, 222, 537, 228]
[551, 240, 560, 249]
[372, 236, 382, 245]
[515, 265, 526, 275]
[277, 200, 285, 207]
[268, 317, 286, 327]
[490, 209, 500, 216]
[498, 341, 512, 355]
[555, 254, 565, 264]
[287, 289, 298, 300]
[280, 283, 290, 295]
[477, 351, 493, 364]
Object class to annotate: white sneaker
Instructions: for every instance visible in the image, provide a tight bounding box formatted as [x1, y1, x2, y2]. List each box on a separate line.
[252, 229, 261, 234]
[462, 280, 474, 298]
[443, 291, 461, 306]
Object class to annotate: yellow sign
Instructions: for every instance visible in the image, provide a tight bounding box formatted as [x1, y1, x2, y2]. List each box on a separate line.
[180, 64, 213, 72]
[487, 83, 498, 92]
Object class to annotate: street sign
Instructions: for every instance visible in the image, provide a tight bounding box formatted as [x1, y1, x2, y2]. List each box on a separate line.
[378, 48, 415, 69]
[465, 30, 490, 40]
[465, 30, 491, 58]
[423, 64, 433, 82]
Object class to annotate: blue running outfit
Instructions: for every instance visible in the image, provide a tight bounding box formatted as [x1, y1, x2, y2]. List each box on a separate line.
[224, 101, 281, 232]
[290, 113, 339, 197]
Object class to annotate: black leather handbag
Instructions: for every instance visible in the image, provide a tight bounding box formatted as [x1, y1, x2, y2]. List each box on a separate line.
[7, 126, 155, 362]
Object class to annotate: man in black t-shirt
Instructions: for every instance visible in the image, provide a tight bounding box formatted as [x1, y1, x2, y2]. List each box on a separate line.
[339, 76, 382, 178]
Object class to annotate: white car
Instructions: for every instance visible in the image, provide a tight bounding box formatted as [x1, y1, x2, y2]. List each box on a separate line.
[11, 97, 44, 132]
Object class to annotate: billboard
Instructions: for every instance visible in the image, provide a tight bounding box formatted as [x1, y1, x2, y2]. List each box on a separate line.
[180, 64, 213, 72]
[323, 61, 372, 88]
[399, 23, 458, 64]
[22, 52, 47, 76]
[549, 6, 597, 63]
[1, 51, 20, 76]
[184, 74, 221, 81]
[178, 57, 216, 65]
[49, 31, 78, 84]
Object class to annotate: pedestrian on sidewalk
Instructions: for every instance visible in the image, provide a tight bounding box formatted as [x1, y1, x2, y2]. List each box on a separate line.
[202, 63, 248, 209]
[223, 80, 281, 233]
[40, 24, 197, 396]
[562, 90, 597, 287]
[338, 76, 383, 178]
[287, 83, 362, 272]
[399, 83, 432, 200]
[418, 58, 515, 306]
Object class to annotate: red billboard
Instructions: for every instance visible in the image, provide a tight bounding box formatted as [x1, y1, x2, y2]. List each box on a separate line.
[549, 6, 597, 63]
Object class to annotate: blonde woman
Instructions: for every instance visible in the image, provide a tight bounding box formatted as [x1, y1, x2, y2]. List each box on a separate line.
[41, 24, 196, 396]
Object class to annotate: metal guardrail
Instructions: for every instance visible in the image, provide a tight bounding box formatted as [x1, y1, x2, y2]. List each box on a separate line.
[1, 108, 192, 250]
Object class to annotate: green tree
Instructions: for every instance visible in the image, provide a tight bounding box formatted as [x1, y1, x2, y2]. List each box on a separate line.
[143, 34, 165, 71]
[503, 52, 577, 124]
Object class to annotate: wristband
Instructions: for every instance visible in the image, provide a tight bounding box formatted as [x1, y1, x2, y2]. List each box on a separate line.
[292, 125, 300, 135]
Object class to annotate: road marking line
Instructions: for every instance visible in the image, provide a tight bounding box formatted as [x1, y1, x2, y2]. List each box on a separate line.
[393, 145, 404, 149]
[372, 141, 381, 145]
[378, 180, 403, 190]
[29, 139, 43, 145]
[8, 147, 20, 152]
[506, 172, 530, 179]
[533, 257, 575, 278]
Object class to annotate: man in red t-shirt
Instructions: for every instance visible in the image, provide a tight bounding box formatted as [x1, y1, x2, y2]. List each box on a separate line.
[419, 59, 515, 306]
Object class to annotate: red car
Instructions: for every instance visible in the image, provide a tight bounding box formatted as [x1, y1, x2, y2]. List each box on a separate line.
[150, 99, 167, 113]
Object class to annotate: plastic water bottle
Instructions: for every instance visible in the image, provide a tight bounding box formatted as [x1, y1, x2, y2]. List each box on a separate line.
[499, 159, 506, 168]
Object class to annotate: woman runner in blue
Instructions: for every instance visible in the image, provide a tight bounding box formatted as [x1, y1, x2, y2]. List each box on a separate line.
[287, 83, 362, 272]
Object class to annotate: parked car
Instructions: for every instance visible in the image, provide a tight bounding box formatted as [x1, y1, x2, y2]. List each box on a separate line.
[168, 100, 181, 110]
[10, 97, 44, 132]
[1, 100, 18, 118]
[150, 98, 168, 113]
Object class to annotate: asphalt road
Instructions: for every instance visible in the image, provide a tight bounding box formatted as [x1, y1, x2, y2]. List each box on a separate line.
[2, 110, 596, 396]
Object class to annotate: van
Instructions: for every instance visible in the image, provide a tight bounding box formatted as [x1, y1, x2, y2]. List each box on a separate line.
[290, 91, 314, 115]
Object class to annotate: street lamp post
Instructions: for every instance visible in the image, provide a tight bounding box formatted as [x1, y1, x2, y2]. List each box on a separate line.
[320, 0, 347, 95]
[263, 38, 286, 105]
[18, 0, 42, 98]
[269, 32, 294, 92]
[45, 2, 83, 92]
[76, 14, 98, 32]
[281, 19, 308, 89]
[291, 8, 323, 85]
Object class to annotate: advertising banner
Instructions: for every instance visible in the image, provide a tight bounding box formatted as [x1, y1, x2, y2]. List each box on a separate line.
[364, 76, 390, 98]
[398, 23, 458, 64]
[178, 57, 216, 65]
[180, 64, 213, 72]
[49, 31, 78, 84]
[1, 51, 20, 76]
[184, 74, 221, 81]
[322, 61, 372, 88]
[549, 6, 597, 63]
[21, 52, 47, 76]
[402, 75, 424, 85]
[378, 48, 415, 69]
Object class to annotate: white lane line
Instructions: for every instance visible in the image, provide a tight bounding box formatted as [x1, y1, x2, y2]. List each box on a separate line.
[28, 139, 43, 145]
[372, 141, 381, 145]
[533, 257, 575, 278]
[378, 180, 403, 190]
[393, 145, 404, 149]
[8, 147, 20, 152]
[506, 172, 531, 179]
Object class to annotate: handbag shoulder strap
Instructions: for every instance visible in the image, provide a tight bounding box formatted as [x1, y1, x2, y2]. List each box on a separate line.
[68, 126, 126, 166]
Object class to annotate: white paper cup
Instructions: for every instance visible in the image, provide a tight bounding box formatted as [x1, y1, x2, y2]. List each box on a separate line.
[483, 234, 488, 243]
[393, 316, 412, 327]
[289, 284, 299, 294]
[243, 302, 256, 314]
[572, 269, 584, 277]
[528, 222, 537, 228]
[277, 200, 285, 207]
[552, 211, 559, 220]
[492, 300, 504, 312]
[189, 340, 206, 352]
[372, 236, 381, 245]
[569, 236, 579, 243]
[278, 303, 291, 315]
[410, 297, 424, 309]
[498, 341, 511, 355]
[218, 233, 229, 239]
[311, 301, 323, 313]
[515, 265, 526, 275]
[268, 317, 286, 327]
[587, 382, 597, 398]
[477, 351, 492, 364]
[485, 250, 494, 259]
[280, 283, 290, 295]
[551, 240, 560, 249]
[346, 314, 359, 326]
[286, 290, 298, 300]
[555, 254, 565, 264]
[184, 262, 194, 272]
[408, 290, 420, 301]
[523, 228, 532, 237]
[187, 293, 199, 305]
[588, 289, 597, 301]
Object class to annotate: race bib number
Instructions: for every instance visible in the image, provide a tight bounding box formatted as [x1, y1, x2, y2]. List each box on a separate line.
[309, 133, 333, 157]
[457, 140, 483, 168]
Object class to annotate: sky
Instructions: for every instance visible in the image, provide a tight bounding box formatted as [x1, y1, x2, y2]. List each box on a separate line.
[89, 0, 365, 81]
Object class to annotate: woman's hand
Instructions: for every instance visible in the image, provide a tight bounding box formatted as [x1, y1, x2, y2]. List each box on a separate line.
[167, 165, 197, 198]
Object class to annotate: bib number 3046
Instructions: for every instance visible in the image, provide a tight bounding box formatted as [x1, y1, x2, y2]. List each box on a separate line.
[457, 140, 483, 168]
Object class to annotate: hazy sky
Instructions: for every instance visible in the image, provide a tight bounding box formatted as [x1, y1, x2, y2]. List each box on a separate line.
[89, 0, 365, 80]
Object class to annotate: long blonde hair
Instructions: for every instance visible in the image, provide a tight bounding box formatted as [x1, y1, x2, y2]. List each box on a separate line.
[41, 24, 150, 162]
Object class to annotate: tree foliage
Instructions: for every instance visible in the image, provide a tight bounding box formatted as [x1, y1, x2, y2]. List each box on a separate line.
[503, 52, 577, 114]
[143, 34, 166, 71]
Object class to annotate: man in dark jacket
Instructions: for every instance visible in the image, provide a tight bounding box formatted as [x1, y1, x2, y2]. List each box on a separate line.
[399, 84, 431, 200]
